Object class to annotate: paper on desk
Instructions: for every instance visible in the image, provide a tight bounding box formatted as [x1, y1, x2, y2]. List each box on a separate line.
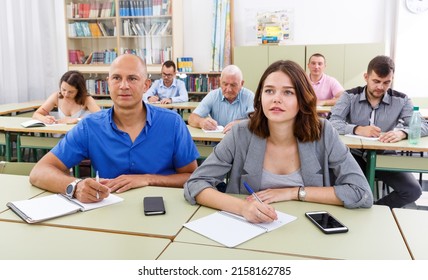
[202, 126, 224, 133]
[344, 134, 379, 141]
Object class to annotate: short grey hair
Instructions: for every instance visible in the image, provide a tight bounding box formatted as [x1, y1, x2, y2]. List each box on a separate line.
[221, 65, 243, 81]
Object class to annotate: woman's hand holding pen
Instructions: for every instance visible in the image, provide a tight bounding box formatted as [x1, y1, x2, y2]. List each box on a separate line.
[242, 181, 277, 223]
[43, 115, 56, 124]
[73, 177, 110, 203]
[241, 199, 277, 224]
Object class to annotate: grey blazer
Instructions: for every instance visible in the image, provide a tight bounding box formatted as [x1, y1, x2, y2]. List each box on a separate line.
[184, 119, 373, 208]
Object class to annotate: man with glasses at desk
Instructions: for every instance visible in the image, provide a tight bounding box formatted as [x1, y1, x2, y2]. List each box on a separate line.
[329, 55, 428, 208]
[143, 60, 188, 104]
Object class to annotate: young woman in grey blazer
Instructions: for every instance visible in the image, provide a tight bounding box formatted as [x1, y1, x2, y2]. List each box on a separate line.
[184, 60, 373, 223]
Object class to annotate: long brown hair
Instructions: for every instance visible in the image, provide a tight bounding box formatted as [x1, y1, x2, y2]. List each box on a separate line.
[58, 70, 88, 105]
[249, 60, 321, 142]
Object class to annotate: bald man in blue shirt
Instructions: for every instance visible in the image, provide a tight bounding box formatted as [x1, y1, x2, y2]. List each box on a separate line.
[30, 54, 199, 203]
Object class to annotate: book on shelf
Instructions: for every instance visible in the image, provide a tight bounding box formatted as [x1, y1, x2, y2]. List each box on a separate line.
[91, 51, 105, 64]
[160, 19, 171, 36]
[97, 22, 108, 36]
[68, 23, 76, 37]
[7, 193, 123, 224]
[68, 49, 85, 64]
[184, 210, 297, 247]
[81, 21, 91, 37]
[88, 22, 102, 37]
[135, 22, 147, 36]
[73, 22, 85, 37]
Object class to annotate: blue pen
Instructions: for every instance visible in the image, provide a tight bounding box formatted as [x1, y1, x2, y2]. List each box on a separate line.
[243, 181, 263, 204]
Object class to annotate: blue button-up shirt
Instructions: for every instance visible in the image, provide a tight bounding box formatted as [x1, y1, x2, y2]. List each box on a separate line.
[143, 78, 188, 103]
[193, 87, 255, 127]
[52, 103, 199, 179]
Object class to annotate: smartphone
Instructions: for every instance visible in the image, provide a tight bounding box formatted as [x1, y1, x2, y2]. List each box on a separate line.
[143, 196, 166, 216]
[305, 211, 348, 234]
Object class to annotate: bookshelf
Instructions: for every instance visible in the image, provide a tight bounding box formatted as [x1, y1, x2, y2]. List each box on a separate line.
[179, 72, 221, 101]
[64, 0, 184, 95]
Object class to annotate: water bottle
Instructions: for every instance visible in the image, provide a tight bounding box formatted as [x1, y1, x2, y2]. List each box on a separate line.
[408, 106, 421, 145]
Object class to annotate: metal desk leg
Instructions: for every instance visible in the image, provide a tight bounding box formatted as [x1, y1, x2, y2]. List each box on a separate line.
[5, 132, 11, 162]
[366, 150, 377, 198]
[16, 134, 22, 162]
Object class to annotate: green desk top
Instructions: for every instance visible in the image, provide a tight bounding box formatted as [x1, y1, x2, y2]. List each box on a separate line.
[0, 220, 170, 260]
[158, 242, 315, 260]
[0, 174, 45, 213]
[0, 185, 199, 239]
[393, 208, 428, 260]
[175, 201, 411, 260]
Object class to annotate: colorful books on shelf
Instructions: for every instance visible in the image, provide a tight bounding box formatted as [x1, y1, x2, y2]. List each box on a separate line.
[177, 57, 193, 72]
[119, 0, 171, 17]
[181, 74, 220, 92]
[86, 78, 110, 95]
[67, 1, 115, 19]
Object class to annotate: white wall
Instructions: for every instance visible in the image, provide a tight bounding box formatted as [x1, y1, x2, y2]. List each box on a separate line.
[183, 0, 427, 99]
[183, 0, 393, 71]
[182, 0, 214, 72]
[393, 0, 428, 98]
[233, 0, 389, 46]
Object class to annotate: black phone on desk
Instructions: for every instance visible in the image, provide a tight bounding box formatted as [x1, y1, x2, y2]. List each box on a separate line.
[143, 196, 166, 216]
[305, 211, 348, 234]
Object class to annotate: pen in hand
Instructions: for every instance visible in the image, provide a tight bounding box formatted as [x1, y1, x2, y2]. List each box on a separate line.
[243, 181, 263, 204]
[95, 171, 100, 200]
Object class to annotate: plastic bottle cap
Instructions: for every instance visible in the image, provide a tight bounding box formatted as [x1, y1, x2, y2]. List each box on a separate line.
[413, 106, 419, 111]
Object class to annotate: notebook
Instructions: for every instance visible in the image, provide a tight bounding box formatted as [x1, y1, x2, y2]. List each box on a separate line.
[20, 119, 61, 128]
[344, 134, 379, 141]
[183, 210, 296, 247]
[7, 193, 123, 224]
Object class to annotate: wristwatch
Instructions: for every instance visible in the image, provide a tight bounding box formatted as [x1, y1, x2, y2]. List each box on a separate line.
[298, 186, 307, 201]
[65, 179, 82, 198]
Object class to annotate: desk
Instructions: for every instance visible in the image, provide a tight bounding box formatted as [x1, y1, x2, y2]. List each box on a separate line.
[0, 174, 45, 213]
[1, 117, 73, 161]
[360, 137, 428, 191]
[95, 99, 113, 108]
[0, 186, 199, 240]
[338, 135, 363, 149]
[175, 201, 411, 259]
[0, 100, 43, 116]
[393, 208, 428, 260]
[158, 242, 314, 260]
[0, 220, 170, 259]
[316, 105, 332, 114]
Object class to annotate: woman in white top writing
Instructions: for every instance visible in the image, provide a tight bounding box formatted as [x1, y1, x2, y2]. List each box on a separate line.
[33, 70, 100, 124]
